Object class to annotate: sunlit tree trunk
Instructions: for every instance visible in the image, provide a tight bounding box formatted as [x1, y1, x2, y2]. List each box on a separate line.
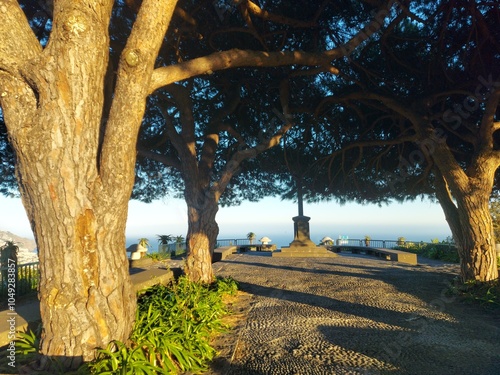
[0, 0, 176, 369]
[26, 195, 135, 369]
[455, 194, 498, 282]
[434, 168, 498, 282]
[1, 1, 135, 367]
[184, 192, 219, 283]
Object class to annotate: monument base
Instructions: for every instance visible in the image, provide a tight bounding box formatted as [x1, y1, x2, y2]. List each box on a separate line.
[272, 215, 337, 258]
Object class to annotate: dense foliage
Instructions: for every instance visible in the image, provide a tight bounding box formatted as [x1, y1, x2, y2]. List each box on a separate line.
[283, 1, 500, 204]
[90, 276, 238, 374]
[394, 242, 460, 264]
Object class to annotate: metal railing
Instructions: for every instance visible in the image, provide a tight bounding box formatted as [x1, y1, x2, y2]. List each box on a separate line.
[0, 262, 39, 298]
[156, 238, 260, 252]
[333, 238, 457, 251]
[216, 238, 258, 247]
[154, 239, 255, 256]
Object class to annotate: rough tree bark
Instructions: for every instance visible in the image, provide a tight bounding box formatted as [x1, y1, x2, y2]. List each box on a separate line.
[418, 89, 500, 282]
[0, 0, 176, 368]
[432, 146, 499, 282]
[184, 192, 220, 283]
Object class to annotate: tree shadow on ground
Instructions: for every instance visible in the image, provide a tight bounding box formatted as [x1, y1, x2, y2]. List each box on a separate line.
[234, 279, 455, 334]
[207, 356, 268, 375]
[222, 253, 461, 311]
[316, 323, 500, 375]
[214, 254, 500, 374]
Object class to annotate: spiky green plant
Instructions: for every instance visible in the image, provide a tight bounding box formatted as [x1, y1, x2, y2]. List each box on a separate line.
[88, 276, 238, 374]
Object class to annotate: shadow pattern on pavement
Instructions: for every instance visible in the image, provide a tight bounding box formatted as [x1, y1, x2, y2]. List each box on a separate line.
[210, 253, 500, 375]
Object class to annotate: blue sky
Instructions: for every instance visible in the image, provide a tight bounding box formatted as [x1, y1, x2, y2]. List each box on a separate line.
[1, 195, 451, 247]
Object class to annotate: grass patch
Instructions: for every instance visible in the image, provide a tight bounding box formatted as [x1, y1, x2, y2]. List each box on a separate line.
[145, 252, 171, 261]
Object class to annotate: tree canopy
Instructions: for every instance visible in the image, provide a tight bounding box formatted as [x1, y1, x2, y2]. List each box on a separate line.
[277, 1, 500, 204]
[276, 0, 500, 282]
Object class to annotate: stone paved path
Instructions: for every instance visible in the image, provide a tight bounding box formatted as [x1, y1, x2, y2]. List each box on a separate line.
[208, 252, 500, 375]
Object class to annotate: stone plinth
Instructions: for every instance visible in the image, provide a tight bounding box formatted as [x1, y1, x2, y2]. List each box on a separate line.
[273, 216, 337, 258]
[289, 215, 317, 249]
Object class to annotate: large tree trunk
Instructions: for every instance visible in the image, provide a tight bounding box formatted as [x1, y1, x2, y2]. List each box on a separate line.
[24, 190, 135, 369]
[5, 0, 137, 365]
[434, 166, 499, 283]
[0, 0, 177, 369]
[454, 193, 498, 282]
[376, 94, 500, 283]
[184, 193, 219, 283]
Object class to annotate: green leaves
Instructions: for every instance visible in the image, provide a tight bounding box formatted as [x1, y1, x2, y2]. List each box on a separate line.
[456, 280, 500, 309]
[12, 276, 238, 374]
[15, 328, 39, 355]
[89, 276, 238, 374]
[397, 242, 460, 263]
[92, 341, 161, 375]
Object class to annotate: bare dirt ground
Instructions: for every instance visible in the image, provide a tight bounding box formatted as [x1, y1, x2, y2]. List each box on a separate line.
[205, 252, 500, 375]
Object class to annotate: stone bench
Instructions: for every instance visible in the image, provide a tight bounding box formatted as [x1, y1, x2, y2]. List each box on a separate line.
[366, 248, 418, 265]
[239, 244, 277, 252]
[331, 245, 417, 265]
[331, 245, 366, 254]
[212, 246, 237, 262]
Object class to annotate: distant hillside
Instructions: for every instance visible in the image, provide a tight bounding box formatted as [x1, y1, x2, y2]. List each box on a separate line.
[0, 230, 36, 252]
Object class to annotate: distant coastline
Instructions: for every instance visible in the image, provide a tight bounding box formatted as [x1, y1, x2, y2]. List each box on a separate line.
[0, 229, 39, 264]
[0, 230, 37, 251]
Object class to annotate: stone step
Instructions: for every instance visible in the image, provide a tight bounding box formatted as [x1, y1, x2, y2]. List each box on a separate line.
[272, 247, 338, 258]
[272, 253, 338, 258]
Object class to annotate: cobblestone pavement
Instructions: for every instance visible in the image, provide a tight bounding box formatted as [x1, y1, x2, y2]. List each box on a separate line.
[207, 252, 500, 375]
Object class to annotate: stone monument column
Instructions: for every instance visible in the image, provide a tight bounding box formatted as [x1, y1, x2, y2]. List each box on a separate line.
[289, 215, 317, 249]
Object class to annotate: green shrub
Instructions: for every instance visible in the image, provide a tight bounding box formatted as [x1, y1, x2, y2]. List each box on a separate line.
[395, 243, 460, 263]
[214, 276, 238, 296]
[10, 277, 238, 374]
[91, 340, 162, 374]
[451, 279, 500, 309]
[170, 248, 186, 257]
[16, 328, 40, 356]
[89, 276, 238, 374]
